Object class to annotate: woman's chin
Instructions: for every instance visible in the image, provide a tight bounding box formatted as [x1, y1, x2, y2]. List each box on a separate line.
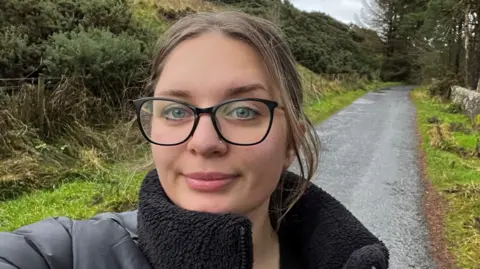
[187, 203, 232, 214]
[179, 196, 237, 215]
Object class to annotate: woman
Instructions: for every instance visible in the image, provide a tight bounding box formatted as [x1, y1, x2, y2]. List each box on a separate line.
[0, 11, 389, 269]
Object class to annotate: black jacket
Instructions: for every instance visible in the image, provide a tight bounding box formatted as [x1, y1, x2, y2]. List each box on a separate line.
[0, 169, 389, 269]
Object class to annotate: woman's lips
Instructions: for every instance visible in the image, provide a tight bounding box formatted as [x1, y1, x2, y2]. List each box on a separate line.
[184, 172, 238, 192]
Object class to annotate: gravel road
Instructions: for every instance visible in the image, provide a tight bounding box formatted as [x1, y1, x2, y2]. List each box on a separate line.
[297, 86, 437, 268]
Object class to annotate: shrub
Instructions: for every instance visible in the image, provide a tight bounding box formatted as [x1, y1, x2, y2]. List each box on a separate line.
[0, 0, 135, 44]
[76, 0, 134, 35]
[43, 28, 150, 105]
[427, 78, 458, 99]
[380, 55, 412, 82]
[0, 0, 140, 79]
[0, 26, 41, 77]
[0, 0, 65, 43]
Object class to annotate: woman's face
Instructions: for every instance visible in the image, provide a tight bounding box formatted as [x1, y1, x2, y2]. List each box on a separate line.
[152, 32, 295, 216]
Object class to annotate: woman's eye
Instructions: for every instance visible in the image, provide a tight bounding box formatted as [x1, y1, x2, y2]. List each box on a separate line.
[228, 107, 258, 119]
[163, 107, 190, 120]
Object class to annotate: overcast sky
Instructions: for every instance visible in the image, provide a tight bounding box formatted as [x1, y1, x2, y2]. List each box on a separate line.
[289, 0, 363, 24]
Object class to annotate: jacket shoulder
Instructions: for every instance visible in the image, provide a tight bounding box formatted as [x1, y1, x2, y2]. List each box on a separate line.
[69, 211, 149, 269]
[90, 210, 139, 237]
[0, 217, 74, 269]
[0, 211, 142, 269]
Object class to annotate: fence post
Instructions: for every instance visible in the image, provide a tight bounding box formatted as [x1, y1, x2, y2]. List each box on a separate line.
[37, 76, 45, 137]
[310, 72, 313, 92]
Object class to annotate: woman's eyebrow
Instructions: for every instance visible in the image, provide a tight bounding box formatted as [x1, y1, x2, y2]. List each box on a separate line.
[155, 83, 268, 99]
[225, 83, 268, 97]
[155, 83, 267, 98]
[155, 89, 190, 98]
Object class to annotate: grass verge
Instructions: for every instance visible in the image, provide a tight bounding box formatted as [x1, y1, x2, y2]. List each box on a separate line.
[0, 156, 149, 232]
[304, 80, 400, 124]
[305, 89, 369, 124]
[411, 87, 480, 269]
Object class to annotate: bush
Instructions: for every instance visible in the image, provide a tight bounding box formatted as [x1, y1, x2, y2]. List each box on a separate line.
[0, 0, 140, 78]
[380, 55, 412, 82]
[1, 0, 66, 43]
[43, 28, 150, 105]
[0, 0, 135, 44]
[76, 0, 134, 35]
[0, 26, 41, 77]
[427, 78, 458, 99]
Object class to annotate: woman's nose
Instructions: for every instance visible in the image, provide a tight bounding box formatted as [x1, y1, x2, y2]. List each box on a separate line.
[186, 114, 227, 157]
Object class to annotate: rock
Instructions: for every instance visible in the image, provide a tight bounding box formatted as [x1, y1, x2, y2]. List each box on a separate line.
[451, 86, 480, 118]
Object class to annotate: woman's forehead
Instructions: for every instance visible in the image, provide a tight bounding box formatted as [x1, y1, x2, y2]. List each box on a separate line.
[154, 32, 277, 101]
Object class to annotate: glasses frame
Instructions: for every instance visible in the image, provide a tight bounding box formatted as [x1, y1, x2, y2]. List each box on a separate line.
[132, 97, 281, 146]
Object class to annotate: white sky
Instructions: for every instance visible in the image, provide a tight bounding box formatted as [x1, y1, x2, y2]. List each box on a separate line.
[289, 0, 363, 24]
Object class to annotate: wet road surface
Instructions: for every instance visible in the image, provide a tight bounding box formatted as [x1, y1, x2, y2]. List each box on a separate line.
[294, 86, 436, 268]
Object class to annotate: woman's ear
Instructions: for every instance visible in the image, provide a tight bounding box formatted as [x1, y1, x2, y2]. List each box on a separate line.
[283, 147, 296, 170]
[283, 121, 306, 170]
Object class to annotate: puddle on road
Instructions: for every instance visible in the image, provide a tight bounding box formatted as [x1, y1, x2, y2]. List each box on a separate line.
[337, 111, 360, 116]
[352, 99, 375, 105]
[315, 129, 325, 136]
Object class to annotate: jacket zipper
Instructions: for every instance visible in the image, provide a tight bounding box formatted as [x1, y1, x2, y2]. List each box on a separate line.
[239, 226, 247, 269]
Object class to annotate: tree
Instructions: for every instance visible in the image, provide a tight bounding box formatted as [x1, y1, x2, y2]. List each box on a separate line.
[361, 0, 480, 86]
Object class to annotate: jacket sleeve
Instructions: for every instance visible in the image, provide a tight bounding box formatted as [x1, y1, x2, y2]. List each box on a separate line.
[0, 217, 74, 269]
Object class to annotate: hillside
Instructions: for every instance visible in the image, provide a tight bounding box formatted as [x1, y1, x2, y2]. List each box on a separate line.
[132, 0, 384, 76]
[1, 0, 384, 81]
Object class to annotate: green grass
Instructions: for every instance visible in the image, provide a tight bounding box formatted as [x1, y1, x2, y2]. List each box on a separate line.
[305, 81, 400, 124]
[305, 90, 366, 123]
[411, 87, 480, 269]
[0, 158, 148, 232]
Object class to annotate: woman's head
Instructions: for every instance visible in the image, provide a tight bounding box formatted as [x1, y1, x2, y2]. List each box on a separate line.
[140, 11, 320, 226]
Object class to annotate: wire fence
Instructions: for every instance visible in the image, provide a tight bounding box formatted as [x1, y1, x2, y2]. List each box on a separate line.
[0, 76, 65, 91]
[0, 72, 372, 97]
[0, 77, 63, 82]
[0, 76, 66, 136]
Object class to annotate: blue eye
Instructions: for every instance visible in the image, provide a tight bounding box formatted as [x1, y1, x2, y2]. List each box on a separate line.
[223, 106, 259, 120]
[232, 107, 257, 119]
[163, 107, 190, 120]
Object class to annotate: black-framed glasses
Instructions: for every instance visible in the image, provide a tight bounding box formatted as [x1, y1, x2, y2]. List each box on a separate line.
[132, 97, 282, 146]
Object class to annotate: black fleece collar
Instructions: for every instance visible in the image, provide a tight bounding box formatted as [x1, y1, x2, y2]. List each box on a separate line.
[137, 169, 389, 269]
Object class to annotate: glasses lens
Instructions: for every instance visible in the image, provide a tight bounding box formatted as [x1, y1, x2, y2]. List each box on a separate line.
[216, 100, 272, 144]
[139, 100, 194, 145]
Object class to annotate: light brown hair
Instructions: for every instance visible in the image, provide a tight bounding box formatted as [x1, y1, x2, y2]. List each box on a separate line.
[146, 10, 321, 229]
